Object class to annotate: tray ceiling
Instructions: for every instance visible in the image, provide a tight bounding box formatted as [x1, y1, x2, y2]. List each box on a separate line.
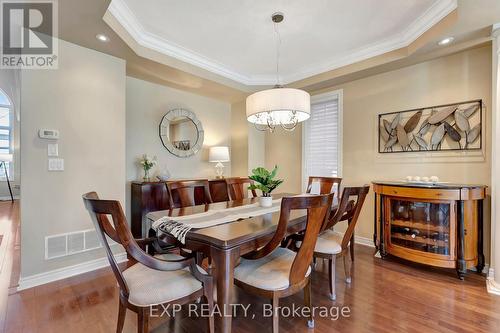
[107, 0, 457, 86]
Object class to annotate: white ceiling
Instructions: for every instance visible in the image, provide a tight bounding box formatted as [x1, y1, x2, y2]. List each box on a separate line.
[108, 0, 457, 85]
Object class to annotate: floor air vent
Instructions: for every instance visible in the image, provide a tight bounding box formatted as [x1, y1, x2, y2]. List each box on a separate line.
[45, 229, 104, 259]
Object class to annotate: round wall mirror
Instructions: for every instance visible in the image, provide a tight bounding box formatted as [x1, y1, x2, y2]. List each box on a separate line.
[159, 109, 204, 157]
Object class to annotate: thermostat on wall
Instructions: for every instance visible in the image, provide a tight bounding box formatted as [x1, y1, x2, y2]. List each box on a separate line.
[38, 129, 59, 140]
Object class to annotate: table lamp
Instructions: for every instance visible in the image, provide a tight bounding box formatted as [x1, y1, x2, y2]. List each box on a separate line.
[209, 146, 230, 179]
[0, 154, 13, 202]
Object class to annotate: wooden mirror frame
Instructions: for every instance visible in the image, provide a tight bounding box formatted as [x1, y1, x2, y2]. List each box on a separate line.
[159, 108, 204, 158]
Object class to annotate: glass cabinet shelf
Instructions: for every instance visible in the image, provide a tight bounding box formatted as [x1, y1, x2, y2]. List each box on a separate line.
[389, 199, 450, 256]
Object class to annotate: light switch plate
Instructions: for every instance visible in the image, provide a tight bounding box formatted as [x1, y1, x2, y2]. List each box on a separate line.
[48, 158, 64, 171]
[47, 143, 58, 157]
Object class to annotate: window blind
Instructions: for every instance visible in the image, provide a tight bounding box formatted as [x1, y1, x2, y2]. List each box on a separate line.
[303, 94, 341, 186]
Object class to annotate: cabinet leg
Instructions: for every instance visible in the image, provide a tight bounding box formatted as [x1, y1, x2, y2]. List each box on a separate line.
[456, 200, 466, 280]
[476, 199, 485, 274]
[456, 260, 466, 280]
[379, 194, 386, 257]
[476, 258, 485, 275]
[373, 193, 378, 249]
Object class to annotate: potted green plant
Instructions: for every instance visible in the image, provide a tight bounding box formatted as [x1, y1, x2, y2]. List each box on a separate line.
[248, 166, 284, 207]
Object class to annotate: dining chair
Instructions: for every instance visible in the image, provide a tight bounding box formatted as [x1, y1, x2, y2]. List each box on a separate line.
[306, 176, 363, 263]
[306, 176, 342, 229]
[167, 179, 213, 208]
[82, 192, 214, 333]
[312, 185, 369, 301]
[225, 177, 257, 200]
[234, 193, 334, 332]
[306, 176, 342, 195]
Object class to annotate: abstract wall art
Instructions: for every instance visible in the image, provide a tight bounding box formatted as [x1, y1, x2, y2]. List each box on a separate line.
[378, 99, 482, 153]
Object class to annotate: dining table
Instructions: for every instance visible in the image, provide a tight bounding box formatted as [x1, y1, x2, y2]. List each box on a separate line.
[147, 193, 334, 333]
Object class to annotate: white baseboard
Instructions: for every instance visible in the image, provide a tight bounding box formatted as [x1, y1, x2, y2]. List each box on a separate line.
[17, 252, 127, 291]
[469, 264, 490, 275]
[486, 268, 500, 296]
[0, 195, 19, 201]
[333, 230, 375, 248]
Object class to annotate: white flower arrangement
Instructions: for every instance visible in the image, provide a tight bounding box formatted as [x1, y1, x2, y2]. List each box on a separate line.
[139, 154, 157, 171]
[139, 154, 157, 181]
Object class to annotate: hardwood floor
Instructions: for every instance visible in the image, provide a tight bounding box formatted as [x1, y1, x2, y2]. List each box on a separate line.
[0, 201, 19, 332]
[0, 201, 499, 332]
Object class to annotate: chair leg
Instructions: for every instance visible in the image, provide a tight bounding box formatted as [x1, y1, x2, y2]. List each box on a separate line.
[350, 231, 355, 262]
[328, 257, 336, 300]
[343, 253, 352, 284]
[196, 252, 204, 265]
[304, 279, 314, 328]
[137, 308, 149, 333]
[116, 299, 126, 333]
[204, 284, 215, 333]
[207, 256, 213, 274]
[272, 294, 279, 333]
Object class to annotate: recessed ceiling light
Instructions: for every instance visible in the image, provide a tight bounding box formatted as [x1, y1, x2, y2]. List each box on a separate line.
[438, 37, 454, 46]
[96, 34, 109, 42]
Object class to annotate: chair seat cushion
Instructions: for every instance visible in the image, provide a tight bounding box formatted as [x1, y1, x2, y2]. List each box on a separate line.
[122, 253, 202, 306]
[314, 229, 343, 254]
[234, 247, 311, 291]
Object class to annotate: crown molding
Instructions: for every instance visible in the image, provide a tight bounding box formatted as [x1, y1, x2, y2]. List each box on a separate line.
[493, 23, 500, 38]
[281, 0, 457, 83]
[107, 0, 457, 86]
[108, 0, 276, 86]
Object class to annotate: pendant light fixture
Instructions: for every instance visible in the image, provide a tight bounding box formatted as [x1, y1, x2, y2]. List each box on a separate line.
[246, 12, 311, 132]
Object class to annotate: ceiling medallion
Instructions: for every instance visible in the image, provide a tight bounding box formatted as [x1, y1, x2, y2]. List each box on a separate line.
[246, 12, 310, 132]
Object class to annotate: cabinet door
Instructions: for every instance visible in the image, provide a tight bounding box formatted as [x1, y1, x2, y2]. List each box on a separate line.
[385, 197, 456, 263]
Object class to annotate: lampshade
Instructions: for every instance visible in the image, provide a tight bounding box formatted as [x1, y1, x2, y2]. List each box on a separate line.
[0, 154, 13, 162]
[209, 146, 230, 162]
[246, 88, 311, 126]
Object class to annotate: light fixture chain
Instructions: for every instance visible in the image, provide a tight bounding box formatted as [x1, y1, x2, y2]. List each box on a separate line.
[274, 21, 281, 86]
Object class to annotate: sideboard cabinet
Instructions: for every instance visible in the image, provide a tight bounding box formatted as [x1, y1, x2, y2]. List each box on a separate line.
[131, 179, 229, 238]
[373, 181, 486, 279]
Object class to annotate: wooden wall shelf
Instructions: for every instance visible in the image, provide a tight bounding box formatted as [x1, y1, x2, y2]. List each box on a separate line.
[373, 181, 486, 279]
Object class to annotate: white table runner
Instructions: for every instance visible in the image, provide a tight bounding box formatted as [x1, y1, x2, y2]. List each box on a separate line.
[152, 198, 283, 243]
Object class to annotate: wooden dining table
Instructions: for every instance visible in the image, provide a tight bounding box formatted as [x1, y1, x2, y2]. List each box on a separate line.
[147, 193, 313, 333]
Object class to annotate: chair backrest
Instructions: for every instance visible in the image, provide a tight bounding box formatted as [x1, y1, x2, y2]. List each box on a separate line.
[244, 193, 334, 287]
[226, 177, 257, 200]
[167, 180, 213, 208]
[82, 192, 192, 297]
[306, 176, 342, 195]
[321, 185, 370, 250]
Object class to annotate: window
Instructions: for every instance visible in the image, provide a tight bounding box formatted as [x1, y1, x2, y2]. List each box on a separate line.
[302, 90, 343, 190]
[0, 89, 13, 179]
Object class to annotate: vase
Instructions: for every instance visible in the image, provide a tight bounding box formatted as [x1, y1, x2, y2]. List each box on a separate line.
[157, 166, 171, 181]
[143, 169, 151, 182]
[259, 196, 273, 208]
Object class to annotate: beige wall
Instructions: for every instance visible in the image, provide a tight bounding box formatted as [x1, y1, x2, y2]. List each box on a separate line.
[126, 77, 232, 216]
[20, 39, 126, 277]
[265, 125, 303, 194]
[247, 123, 266, 175]
[230, 100, 266, 177]
[265, 46, 492, 260]
[230, 100, 248, 176]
